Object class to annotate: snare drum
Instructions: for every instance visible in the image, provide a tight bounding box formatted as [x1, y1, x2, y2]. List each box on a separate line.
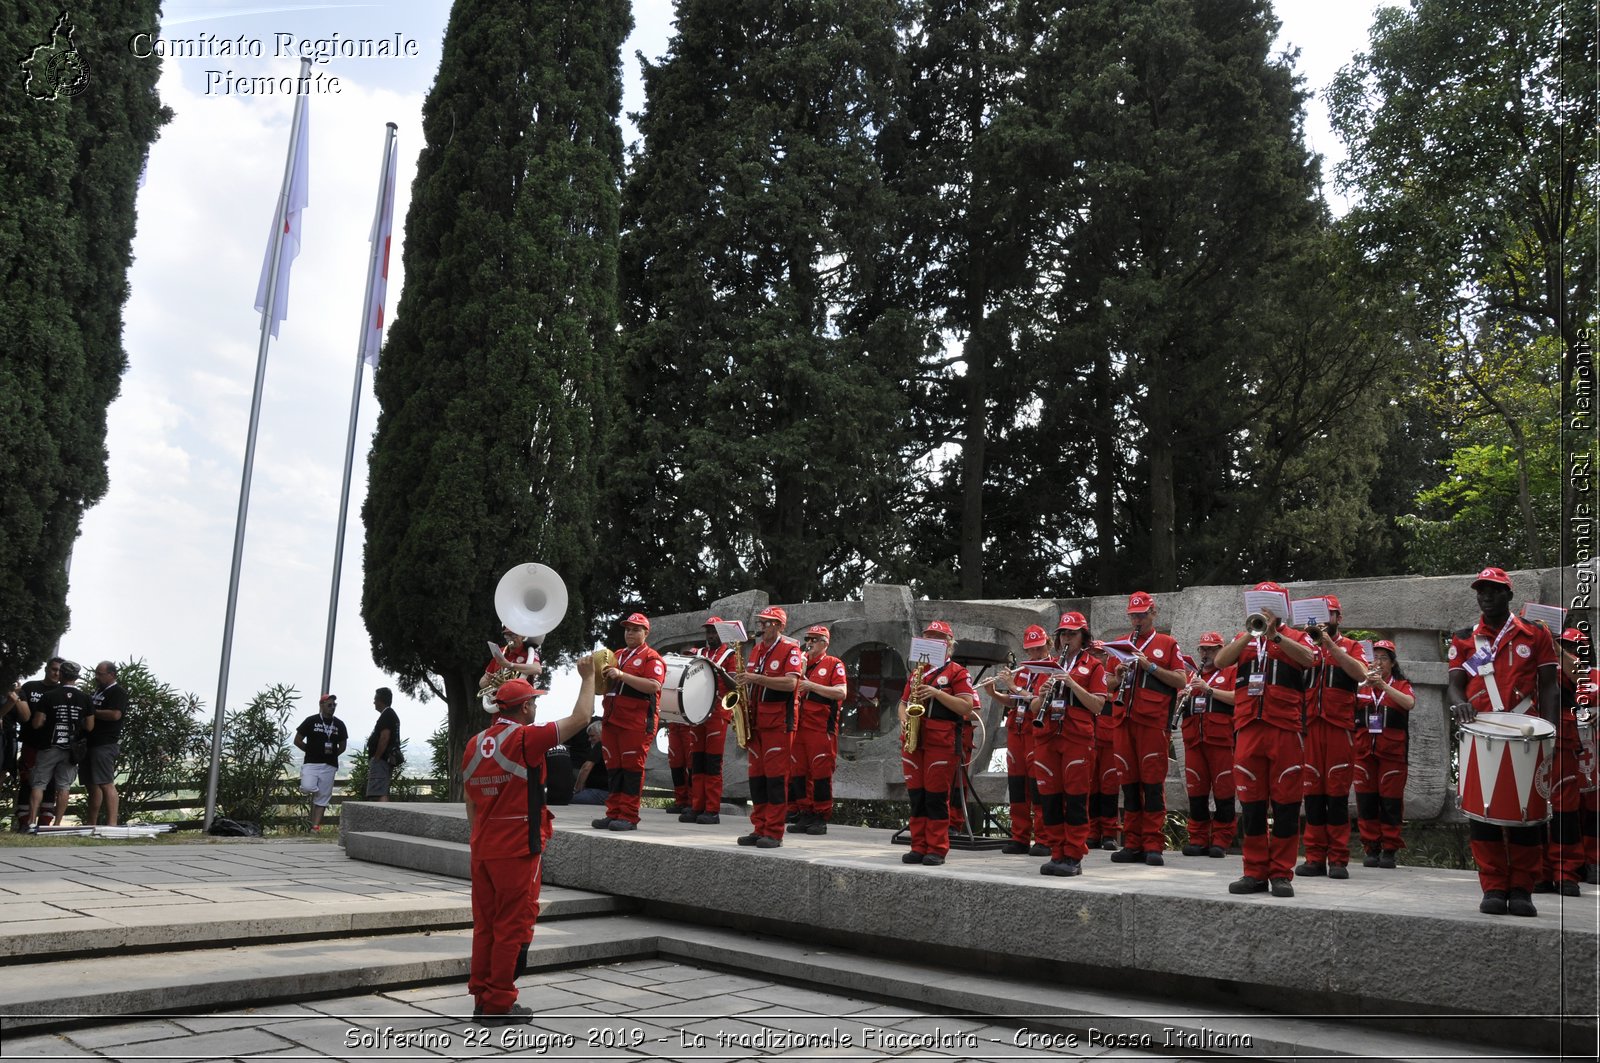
[1457, 711, 1556, 825]
[657, 653, 715, 727]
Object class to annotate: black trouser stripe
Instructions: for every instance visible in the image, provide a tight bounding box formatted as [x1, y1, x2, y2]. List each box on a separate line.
[1271, 801, 1301, 838]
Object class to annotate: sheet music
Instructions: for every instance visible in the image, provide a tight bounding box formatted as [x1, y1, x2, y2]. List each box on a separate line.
[1243, 589, 1291, 621]
[1359, 640, 1375, 662]
[908, 636, 948, 671]
[487, 641, 511, 668]
[1520, 603, 1566, 631]
[1098, 639, 1136, 664]
[713, 620, 749, 645]
[1291, 597, 1331, 626]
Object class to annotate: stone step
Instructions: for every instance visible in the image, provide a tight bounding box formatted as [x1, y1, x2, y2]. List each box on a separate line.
[0, 880, 623, 964]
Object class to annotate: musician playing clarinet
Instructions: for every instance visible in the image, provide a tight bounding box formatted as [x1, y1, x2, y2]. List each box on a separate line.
[1027, 612, 1107, 877]
[1106, 592, 1187, 867]
[1447, 567, 1559, 917]
[994, 624, 1051, 855]
[1177, 632, 1237, 858]
[899, 621, 979, 867]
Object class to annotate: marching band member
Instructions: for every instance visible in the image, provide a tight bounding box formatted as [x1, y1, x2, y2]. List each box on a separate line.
[995, 624, 1051, 855]
[737, 606, 803, 848]
[480, 626, 543, 694]
[1088, 640, 1125, 852]
[684, 616, 737, 824]
[1446, 567, 1559, 916]
[1214, 581, 1315, 898]
[592, 613, 665, 832]
[1549, 627, 1596, 893]
[1027, 612, 1106, 876]
[899, 620, 980, 866]
[1106, 592, 1186, 866]
[1177, 631, 1236, 858]
[1298, 596, 1369, 880]
[790, 625, 848, 835]
[1353, 639, 1413, 868]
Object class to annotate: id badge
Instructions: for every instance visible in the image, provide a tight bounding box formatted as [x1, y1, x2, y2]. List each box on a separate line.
[1192, 695, 1209, 714]
[1366, 706, 1384, 733]
[1247, 672, 1265, 697]
[1050, 699, 1066, 711]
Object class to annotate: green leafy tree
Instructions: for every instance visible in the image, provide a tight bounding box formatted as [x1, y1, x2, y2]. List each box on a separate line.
[611, 0, 918, 612]
[1330, 0, 1596, 557]
[216, 684, 297, 826]
[104, 659, 209, 821]
[363, 0, 632, 796]
[0, 2, 169, 690]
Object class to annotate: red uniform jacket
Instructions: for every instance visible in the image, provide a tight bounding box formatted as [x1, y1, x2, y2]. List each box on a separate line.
[749, 635, 804, 731]
[1233, 630, 1315, 732]
[1447, 616, 1556, 716]
[462, 718, 558, 859]
[604, 645, 665, 730]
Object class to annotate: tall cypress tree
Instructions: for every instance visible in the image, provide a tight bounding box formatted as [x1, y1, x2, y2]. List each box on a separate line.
[0, 2, 168, 689]
[612, 0, 918, 611]
[363, 0, 630, 789]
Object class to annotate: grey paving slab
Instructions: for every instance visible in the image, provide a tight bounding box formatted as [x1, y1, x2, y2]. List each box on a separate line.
[58, 1019, 194, 1050]
[96, 1026, 297, 1059]
[0, 1033, 90, 1057]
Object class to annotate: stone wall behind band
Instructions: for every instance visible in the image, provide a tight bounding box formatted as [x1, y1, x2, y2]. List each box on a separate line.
[641, 566, 1591, 822]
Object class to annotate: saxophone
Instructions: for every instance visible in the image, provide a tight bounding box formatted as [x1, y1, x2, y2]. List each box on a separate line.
[902, 659, 930, 753]
[720, 642, 752, 749]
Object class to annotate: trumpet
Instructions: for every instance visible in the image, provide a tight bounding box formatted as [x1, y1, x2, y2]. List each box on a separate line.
[902, 659, 930, 753]
[721, 642, 752, 749]
[1245, 612, 1272, 638]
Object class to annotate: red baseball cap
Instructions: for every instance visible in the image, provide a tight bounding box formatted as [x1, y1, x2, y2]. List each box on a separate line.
[1558, 628, 1589, 646]
[1252, 580, 1287, 594]
[923, 620, 954, 639]
[804, 624, 831, 640]
[1022, 624, 1048, 648]
[319, 693, 337, 705]
[1198, 631, 1224, 648]
[494, 678, 545, 710]
[703, 615, 724, 627]
[1471, 567, 1513, 590]
[622, 612, 651, 630]
[1056, 611, 1088, 632]
[756, 605, 788, 626]
[1324, 594, 1342, 613]
[1126, 591, 1154, 614]
[1373, 639, 1397, 654]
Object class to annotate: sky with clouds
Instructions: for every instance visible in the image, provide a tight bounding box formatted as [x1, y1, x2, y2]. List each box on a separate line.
[47, 0, 1378, 755]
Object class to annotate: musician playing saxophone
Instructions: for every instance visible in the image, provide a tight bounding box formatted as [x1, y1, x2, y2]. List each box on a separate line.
[898, 621, 979, 868]
[736, 606, 803, 848]
[1026, 612, 1106, 877]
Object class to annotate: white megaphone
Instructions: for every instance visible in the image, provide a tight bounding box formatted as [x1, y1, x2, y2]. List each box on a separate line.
[494, 563, 568, 639]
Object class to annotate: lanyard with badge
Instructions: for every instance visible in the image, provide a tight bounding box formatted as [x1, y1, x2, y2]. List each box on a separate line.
[1469, 617, 1517, 713]
[1247, 638, 1268, 699]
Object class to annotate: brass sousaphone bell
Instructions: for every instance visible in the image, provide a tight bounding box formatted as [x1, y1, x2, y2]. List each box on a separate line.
[484, 563, 569, 711]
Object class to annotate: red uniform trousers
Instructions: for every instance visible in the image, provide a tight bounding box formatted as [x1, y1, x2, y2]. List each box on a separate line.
[1301, 719, 1355, 866]
[665, 723, 692, 807]
[1005, 725, 1037, 844]
[1352, 732, 1406, 853]
[601, 718, 650, 824]
[788, 728, 836, 820]
[903, 718, 958, 857]
[1116, 717, 1169, 853]
[1547, 738, 1586, 883]
[1234, 720, 1303, 881]
[1092, 719, 1123, 842]
[1470, 823, 1544, 894]
[1031, 727, 1093, 862]
[747, 726, 791, 839]
[1182, 739, 1235, 849]
[468, 854, 536, 1014]
[688, 706, 731, 814]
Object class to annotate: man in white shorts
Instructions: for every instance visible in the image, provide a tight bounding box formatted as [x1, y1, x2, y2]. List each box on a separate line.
[295, 694, 347, 831]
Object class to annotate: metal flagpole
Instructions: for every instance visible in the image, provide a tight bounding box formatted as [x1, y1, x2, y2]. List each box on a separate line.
[205, 59, 313, 831]
[320, 122, 397, 698]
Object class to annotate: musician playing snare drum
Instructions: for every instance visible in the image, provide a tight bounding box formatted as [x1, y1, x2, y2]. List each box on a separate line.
[1446, 567, 1560, 917]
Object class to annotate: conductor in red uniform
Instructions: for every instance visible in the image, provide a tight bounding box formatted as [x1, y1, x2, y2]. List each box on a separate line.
[463, 658, 596, 1024]
[593, 613, 665, 831]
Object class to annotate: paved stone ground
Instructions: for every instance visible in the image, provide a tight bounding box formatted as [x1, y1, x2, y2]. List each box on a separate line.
[0, 958, 1207, 1062]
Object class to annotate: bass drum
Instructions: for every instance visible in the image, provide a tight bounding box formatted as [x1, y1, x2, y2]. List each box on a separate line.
[657, 653, 715, 727]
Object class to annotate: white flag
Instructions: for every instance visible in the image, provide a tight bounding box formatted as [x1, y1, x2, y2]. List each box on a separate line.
[363, 133, 397, 367]
[254, 90, 310, 339]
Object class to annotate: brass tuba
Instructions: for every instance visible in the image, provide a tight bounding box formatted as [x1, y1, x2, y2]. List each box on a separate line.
[483, 563, 568, 711]
[902, 659, 930, 753]
[721, 642, 752, 749]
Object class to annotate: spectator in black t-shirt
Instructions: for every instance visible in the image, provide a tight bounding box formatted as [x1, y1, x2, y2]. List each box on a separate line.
[86, 662, 129, 827]
[295, 694, 348, 831]
[365, 687, 402, 802]
[11, 658, 62, 831]
[570, 719, 608, 804]
[28, 661, 94, 831]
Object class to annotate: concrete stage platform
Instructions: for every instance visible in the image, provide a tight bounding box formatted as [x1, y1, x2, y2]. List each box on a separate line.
[343, 802, 1599, 1057]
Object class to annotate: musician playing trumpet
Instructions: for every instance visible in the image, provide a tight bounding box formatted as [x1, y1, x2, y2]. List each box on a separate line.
[993, 625, 1052, 856]
[1026, 612, 1106, 877]
[1105, 592, 1188, 867]
[898, 621, 979, 867]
